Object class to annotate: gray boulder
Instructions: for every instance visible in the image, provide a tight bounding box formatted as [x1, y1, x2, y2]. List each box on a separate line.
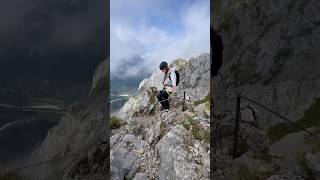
[156, 125, 209, 180]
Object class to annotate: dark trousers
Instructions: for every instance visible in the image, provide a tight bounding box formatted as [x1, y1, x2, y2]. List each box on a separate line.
[157, 90, 170, 109]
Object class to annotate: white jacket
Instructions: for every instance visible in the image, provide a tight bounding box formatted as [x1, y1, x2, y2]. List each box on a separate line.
[164, 68, 177, 87]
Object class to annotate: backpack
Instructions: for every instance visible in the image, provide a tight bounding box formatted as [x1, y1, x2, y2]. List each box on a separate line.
[169, 70, 180, 86]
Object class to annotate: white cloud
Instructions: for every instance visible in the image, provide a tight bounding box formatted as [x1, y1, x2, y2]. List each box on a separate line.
[110, 0, 210, 79]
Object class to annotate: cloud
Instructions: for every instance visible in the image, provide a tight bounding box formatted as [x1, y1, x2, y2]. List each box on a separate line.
[110, 0, 210, 79]
[0, 0, 108, 81]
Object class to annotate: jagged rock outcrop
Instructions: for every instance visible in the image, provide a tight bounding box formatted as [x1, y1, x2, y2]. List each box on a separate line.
[111, 110, 210, 180]
[27, 59, 108, 180]
[111, 54, 210, 179]
[212, 0, 320, 179]
[119, 53, 210, 120]
[90, 60, 108, 96]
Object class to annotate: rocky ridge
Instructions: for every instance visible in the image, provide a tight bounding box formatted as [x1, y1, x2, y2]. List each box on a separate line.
[111, 53, 210, 179]
[119, 54, 210, 120]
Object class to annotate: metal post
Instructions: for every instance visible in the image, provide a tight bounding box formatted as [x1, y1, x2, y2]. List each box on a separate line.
[182, 91, 186, 111]
[233, 95, 241, 159]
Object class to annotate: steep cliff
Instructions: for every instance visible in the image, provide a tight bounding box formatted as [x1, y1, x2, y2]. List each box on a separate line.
[212, 0, 320, 179]
[27, 59, 108, 180]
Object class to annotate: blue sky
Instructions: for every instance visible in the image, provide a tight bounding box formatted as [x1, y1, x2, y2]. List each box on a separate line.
[111, 0, 210, 79]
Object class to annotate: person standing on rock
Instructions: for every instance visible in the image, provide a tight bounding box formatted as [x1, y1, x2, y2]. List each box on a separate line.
[157, 61, 180, 110]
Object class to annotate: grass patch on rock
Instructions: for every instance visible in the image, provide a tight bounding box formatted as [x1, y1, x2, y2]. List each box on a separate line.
[305, 134, 320, 154]
[147, 87, 158, 105]
[193, 95, 210, 107]
[180, 116, 209, 143]
[267, 122, 292, 142]
[267, 98, 320, 142]
[146, 87, 158, 114]
[110, 116, 126, 130]
[159, 122, 167, 139]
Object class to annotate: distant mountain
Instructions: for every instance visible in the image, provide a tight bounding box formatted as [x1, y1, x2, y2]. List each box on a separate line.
[111, 74, 151, 93]
[110, 72, 151, 114]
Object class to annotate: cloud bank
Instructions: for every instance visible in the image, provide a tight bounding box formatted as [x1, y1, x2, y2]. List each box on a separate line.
[0, 0, 108, 81]
[110, 0, 210, 79]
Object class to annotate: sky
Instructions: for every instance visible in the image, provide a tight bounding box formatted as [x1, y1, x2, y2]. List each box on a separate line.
[110, 0, 210, 79]
[0, 0, 108, 82]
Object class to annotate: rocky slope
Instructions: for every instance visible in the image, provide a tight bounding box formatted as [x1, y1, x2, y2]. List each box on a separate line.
[212, 0, 320, 179]
[27, 59, 108, 180]
[111, 53, 210, 179]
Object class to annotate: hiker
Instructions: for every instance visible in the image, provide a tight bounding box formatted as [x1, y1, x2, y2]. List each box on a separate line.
[211, 28, 223, 77]
[157, 61, 180, 110]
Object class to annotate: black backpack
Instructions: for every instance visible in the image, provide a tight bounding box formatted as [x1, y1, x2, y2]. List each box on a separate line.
[169, 70, 180, 86]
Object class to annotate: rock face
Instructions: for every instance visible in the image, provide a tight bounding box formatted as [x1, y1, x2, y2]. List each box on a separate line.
[27, 59, 108, 180]
[212, 0, 320, 179]
[90, 60, 108, 96]
[213, 0, 320, 125]
[156, 125, 210, 180]
[111, 54, 210, 179]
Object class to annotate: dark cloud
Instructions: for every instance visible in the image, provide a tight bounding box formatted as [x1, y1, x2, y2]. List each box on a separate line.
[0, 0, 109, 81]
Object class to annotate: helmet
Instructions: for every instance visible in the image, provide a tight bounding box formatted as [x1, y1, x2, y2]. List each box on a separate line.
[159, 61, 168, 70]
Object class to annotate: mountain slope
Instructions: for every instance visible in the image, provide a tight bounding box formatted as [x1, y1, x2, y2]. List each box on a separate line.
[27, 59, 108, 180]
[111, 53, 210, 179]
[212, 0, 320, 179]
